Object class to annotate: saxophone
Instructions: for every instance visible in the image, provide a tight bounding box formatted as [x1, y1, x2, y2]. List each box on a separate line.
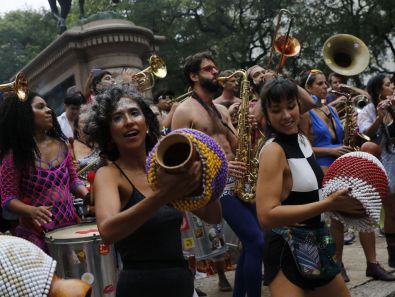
[331, 89, 370, 148]
[218, 70, 264, 203]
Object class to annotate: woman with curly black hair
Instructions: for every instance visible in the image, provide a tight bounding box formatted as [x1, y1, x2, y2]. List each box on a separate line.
[0, 91, 89, 251]
[85, 87, 221, 297]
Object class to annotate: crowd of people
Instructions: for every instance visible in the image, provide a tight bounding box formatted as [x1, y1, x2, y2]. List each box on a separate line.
[1, 49, 395, 297]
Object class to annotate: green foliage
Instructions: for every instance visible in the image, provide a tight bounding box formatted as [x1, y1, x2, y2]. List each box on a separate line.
[0, 9, 57, 82]
[1, 0, 394, 89]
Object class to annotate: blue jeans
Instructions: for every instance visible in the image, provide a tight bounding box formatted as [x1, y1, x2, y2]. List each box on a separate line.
[221, 193, 264, 297]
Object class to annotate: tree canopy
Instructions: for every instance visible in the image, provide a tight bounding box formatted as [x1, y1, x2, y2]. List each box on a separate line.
[0, 0, 394, 91]
[0, 9, 57, 82]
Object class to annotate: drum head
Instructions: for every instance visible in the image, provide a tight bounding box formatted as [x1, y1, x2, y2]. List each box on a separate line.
[45, 223, 100, 243]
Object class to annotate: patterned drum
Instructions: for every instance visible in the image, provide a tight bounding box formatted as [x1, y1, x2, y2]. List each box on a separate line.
[45, 223, 118, 297]
[181, 211, 227, 261]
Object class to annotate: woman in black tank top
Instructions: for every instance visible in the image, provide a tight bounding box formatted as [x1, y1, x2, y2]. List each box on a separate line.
[255, 78, 365, 296]
[84, 87, 222, 297]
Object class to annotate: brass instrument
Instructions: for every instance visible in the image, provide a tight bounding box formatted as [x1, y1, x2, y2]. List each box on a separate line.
[323, 34, 371, 147]
[334, 89, 370, 149]
[323, 34, 369, 76]
[173, 89, 193, 103]
[0, 72, 29, 101]
[330, 90, 369, 116]
[132, 55, 167, 92]
[218, 70, 263, 203]
[267, 9, 301, 73]
[351, 94, 369, 112]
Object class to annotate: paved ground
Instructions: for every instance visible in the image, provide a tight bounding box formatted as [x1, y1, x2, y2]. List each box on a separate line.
[195, 232, 395, 297]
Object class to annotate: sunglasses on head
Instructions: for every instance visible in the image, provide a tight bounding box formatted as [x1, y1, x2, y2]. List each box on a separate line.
[305, 69, 322, 88]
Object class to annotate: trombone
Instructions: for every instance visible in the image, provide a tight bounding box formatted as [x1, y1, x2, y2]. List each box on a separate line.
[267, 9, 301, 73]
[172, 90, 193, 103]
[132, 55, 167, 92]
[0, 72, 29, 101]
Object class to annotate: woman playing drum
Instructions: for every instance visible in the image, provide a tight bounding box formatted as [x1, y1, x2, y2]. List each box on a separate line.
[0, 91, 89, 251]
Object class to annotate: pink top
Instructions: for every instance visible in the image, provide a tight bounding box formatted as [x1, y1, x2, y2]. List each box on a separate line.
[0, 145, 83, 250]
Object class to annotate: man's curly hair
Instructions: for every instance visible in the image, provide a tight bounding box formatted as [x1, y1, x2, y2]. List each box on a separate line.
[84, 86, 160, 161]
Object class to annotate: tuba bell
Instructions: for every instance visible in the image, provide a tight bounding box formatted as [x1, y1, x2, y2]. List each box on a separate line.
[0, 72, 29, 101]
[323, 34, 369, 76]
[132, 55, 167, 92]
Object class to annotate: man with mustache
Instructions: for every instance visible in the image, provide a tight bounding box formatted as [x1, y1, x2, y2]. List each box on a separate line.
[172, 52, 265, 297]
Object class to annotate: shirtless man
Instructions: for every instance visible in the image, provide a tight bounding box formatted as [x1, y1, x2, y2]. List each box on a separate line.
[214, 69, 241, 106]
[172, 52, 264, 297]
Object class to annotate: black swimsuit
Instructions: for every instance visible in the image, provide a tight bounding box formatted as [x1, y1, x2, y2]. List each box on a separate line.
[113, 164, 193, 297]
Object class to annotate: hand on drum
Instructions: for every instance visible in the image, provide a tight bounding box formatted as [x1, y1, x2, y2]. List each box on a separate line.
[327, 188, 366, 219]
[29, 205, 53, 227]
[156, 160, 202, 200]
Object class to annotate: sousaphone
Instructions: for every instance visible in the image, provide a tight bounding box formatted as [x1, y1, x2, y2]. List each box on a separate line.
[323, 34, 369, 76]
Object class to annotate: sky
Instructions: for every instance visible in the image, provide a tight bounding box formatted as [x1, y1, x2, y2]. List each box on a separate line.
[0, 0, 50, 15]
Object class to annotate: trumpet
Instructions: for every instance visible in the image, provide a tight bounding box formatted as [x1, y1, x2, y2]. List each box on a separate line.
[0, 72, 29, 101]
[132, 55, 167, 92]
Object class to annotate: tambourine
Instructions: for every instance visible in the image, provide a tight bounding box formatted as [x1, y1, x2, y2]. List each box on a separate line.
[322, 151, 388, 231]
[146, 128, 228, 211]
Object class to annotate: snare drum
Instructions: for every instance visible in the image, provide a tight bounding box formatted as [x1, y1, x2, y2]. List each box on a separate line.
[181, 212, 227, 260]
[45, 223, 118, 297]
